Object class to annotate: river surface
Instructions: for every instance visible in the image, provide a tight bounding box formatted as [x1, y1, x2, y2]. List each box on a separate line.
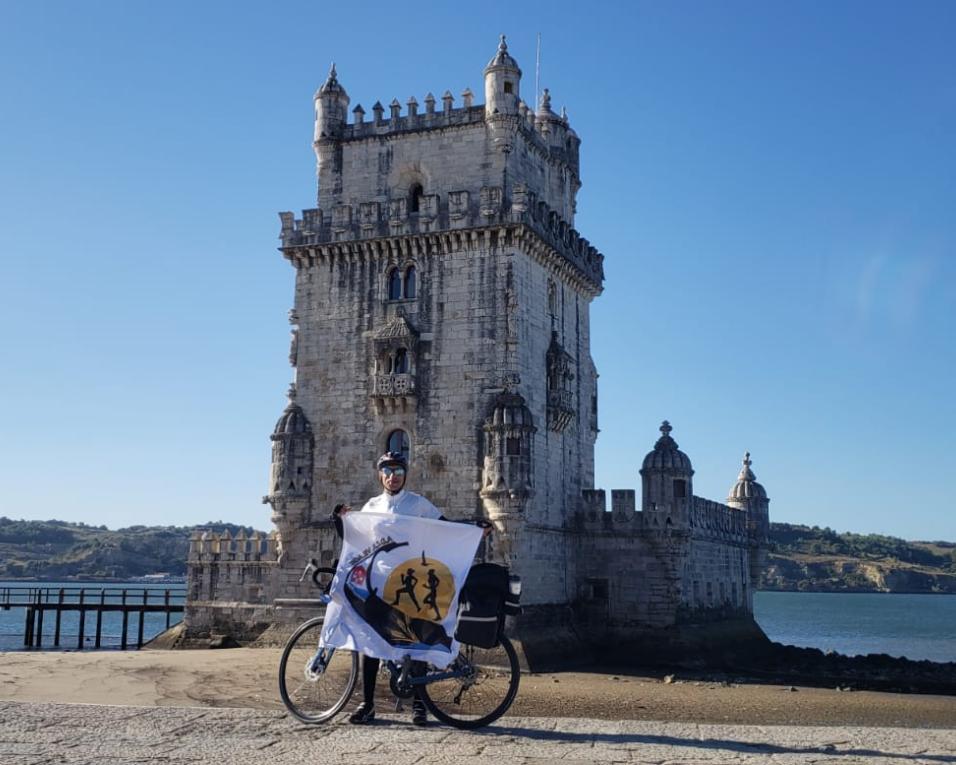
[753, 590, 956, 663]
[2, 582, 955, 662]
[0, 580, 186, 651]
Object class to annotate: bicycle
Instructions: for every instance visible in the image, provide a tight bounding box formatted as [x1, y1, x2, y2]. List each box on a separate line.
[278, 560, 520, 729]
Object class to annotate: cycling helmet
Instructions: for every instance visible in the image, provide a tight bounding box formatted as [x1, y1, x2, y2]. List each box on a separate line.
[376, 451, 408, 470]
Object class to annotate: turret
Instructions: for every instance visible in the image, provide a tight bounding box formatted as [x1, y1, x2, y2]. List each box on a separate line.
[313, 63, 350, 142]
[263, 385, 314, 549]
[640, 421, 694, 529]
[480, 391, 536, 566]
[727, 451, 770, 605]
[484, 35, 522, 117]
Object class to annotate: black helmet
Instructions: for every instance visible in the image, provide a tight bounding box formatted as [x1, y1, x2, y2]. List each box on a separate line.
[376, 451, 407, 470]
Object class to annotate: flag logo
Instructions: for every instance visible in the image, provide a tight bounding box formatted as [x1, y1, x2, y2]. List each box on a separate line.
[321, 512, 483, 667]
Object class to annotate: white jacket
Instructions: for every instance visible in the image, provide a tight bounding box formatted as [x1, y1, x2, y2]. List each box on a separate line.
[359, 489, 443, 520]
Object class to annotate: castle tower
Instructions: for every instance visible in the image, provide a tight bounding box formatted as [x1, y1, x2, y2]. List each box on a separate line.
[313, 64, 350, 206]
[484, 35, 521, 117]
[727, 451, 771, 601]
[314, 63, 350, 140]
[640, 421, 694, 529]
[276, 37, 604, 609]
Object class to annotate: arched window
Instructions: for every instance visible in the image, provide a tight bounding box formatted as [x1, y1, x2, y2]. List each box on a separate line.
[408, 183, 424, 213]
[393, 348, 408, 374]
[387, 429, 410, 460]
[387, 268, 402, 300]
[404, 266, 416, 299]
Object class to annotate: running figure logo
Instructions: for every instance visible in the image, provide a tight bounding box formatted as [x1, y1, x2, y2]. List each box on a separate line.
[390, 568, 421, 610]
[382, 551, 454, 623]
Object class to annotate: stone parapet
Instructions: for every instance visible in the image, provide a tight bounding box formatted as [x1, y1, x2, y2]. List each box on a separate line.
[689, 496, 749, 544]
[278, 184, 604, 295]
[577, 489, 644, 531]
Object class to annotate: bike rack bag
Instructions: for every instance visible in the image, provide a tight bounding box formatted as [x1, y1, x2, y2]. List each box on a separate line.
[455, 563, 520, 649]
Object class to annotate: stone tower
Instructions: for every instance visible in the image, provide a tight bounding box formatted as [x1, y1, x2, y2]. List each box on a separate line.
[275, 36, 604, 608]
[185, 39, 771, 660]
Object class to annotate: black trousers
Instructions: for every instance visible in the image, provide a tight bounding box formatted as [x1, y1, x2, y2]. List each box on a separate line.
[360, 655, 425, 706]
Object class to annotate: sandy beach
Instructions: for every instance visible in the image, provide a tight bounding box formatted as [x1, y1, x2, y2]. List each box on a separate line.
[0, 648, 952, 728]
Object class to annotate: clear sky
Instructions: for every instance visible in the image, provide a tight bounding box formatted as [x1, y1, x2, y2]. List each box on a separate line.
[1, 1, 953, 540]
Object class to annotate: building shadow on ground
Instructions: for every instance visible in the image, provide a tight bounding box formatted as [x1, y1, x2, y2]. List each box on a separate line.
[480, 725, 956, 762]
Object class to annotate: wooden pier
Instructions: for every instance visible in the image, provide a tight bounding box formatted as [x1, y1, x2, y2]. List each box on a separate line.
[1, 586, 186, 650]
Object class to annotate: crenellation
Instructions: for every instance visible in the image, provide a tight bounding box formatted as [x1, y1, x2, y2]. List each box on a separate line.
[278, 190, 604, 292]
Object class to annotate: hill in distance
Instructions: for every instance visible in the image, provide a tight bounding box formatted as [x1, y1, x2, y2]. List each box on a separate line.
[2, 517, 955, 592]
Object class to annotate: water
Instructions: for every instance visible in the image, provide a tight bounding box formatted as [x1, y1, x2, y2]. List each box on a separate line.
[0, 580, 186, 652]
[754, 591, 956, 663]
[4, 583, 954, 661]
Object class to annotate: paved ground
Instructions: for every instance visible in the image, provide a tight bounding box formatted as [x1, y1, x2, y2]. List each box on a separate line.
[2, 700, 955, 765]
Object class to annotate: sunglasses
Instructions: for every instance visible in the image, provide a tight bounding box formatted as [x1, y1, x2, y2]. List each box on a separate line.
[380, 466, 406, 477]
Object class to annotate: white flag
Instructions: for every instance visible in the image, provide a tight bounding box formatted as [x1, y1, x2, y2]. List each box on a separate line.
[320, 512, 483, 668]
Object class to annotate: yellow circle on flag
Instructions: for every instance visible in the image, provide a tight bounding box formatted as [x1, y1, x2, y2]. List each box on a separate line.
[382, 555, 456, 622]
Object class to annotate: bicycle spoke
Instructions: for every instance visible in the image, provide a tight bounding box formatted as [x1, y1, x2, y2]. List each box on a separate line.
[278, 616, 357, 724]
[420, 636, 520, 729]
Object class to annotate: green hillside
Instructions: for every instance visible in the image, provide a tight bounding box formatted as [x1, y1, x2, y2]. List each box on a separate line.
[0, 518, 259, 580]
[2, 517, 955, 592]
[762, 523, 956, 593]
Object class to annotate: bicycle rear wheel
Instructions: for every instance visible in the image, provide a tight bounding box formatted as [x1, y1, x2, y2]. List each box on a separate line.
[420, 634, 520, 729]
[278, 615, 358, 724]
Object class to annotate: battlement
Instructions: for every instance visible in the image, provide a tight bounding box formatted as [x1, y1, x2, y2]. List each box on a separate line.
[689, 496, 749, 543]
[187, 529, 278, 563]
[326, 91, 578, 173]
[578, 489, 643, 531]
[278, 183, 604, 291]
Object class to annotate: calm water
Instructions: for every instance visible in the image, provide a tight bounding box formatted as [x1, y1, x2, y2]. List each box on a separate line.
[3, 583, 955, 661]
[754, 591, 956, 663]
[0, 580, 186, 652]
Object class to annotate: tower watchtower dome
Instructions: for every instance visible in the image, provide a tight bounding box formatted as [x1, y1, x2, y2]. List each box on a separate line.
[314, 63, 350, 142]
[640, 421, 694, 528]
[484, 35, 522, 117]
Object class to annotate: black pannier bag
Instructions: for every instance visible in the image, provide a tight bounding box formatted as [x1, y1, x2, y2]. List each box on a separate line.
[455, 563, 520, 649]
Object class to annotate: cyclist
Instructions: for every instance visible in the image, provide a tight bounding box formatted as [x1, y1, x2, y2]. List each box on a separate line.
[333, 451, 450, 726]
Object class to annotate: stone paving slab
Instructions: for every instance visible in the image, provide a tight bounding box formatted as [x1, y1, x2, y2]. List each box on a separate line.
[1, 700, 954, 765]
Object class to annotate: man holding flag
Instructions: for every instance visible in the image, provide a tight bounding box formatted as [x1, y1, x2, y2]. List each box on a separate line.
[330, 451, 491, 726]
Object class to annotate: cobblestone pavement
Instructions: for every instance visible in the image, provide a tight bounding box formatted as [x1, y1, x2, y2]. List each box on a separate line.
[2, 700, 954, 765]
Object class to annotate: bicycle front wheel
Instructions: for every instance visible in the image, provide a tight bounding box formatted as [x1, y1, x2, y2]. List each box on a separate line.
[420, 634, 520, 729]
[278, 615, 358, 724]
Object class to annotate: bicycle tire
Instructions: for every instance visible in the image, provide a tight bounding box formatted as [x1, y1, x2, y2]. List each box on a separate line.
[420, 633, 520, 729]
[278, 615, 358, 724]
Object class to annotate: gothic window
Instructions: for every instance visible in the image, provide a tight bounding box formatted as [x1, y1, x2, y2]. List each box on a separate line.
[387, 429, 410, 460]
[404, 266, 416, 299]
[393, 348, 409, 374]
[387, 268, 402, 300]
[408, 183, 424, 213]
[673, 479, 686, 498]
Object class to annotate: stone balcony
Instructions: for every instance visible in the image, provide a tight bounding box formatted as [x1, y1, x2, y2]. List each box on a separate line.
[372, 373, 416, 397]
[278, 184, 604, 295]
[371, 373, 417, 414]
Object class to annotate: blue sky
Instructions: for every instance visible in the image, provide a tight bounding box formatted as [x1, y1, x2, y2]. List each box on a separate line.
[1, 1, 953, 540]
